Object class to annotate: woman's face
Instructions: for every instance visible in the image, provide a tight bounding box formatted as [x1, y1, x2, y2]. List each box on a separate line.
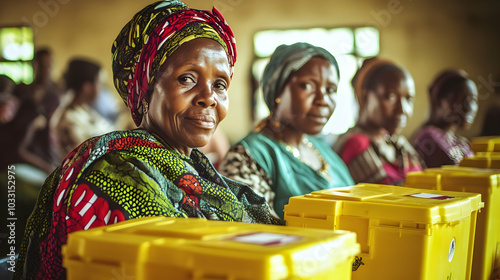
[364, 68, 415, 135]
[445, 79, 478, 130]
[274, 57, 339, 135]
[146, 38, 230, 154]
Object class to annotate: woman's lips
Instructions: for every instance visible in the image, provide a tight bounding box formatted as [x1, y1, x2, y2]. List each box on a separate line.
[186, 115, 216, 129]
[308, 114, 329, 123]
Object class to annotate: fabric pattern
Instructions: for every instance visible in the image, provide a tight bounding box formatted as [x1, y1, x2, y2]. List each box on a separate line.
[412, 125, 473, 168]
[112, 0, 237, 126]
[219, 133, 354, 221]
[14, 129, 279, 280]
[334, 126, 424, 185]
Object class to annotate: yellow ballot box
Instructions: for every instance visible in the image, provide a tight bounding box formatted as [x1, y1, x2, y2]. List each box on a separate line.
[470, 136, 500, 153]
[63, 216, 360, 280]
[460, 152, 500, 169]
[284, 184, 483, 280]
[405, 166, 500, 280]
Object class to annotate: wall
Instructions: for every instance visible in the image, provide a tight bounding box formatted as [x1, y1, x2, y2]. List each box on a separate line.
[1, 0, 499, 143]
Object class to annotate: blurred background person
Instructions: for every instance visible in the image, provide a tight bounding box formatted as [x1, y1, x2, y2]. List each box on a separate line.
[51, 58, 114, 159]
[412, 69, 478, 167]
[220, 43, 354, 221]
[30, 47, 62, 119]
[1, 48, 64, 174]
[333, 57, 424, 185]
[0, 74, 18, 124]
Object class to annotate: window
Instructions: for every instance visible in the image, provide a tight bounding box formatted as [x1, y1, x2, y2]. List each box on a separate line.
[0, 25, 34, 84]
[252, 26, 379, 135]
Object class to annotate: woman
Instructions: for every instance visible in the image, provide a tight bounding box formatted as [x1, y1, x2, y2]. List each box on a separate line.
[219, 43, 354, 221]
[333, 57, 424, 185]
[14, 2, 278, 279]
[412, 69, 478, 167]
[52, 58, 114, 158]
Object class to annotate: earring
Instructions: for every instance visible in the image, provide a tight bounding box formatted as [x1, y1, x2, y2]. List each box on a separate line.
[142, 100, 149, 115]
[275, 97, 281, 104]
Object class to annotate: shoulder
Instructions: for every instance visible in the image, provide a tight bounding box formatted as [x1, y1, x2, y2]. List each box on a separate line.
[412, 126, 443, 143]
[237, 133, 282, 158]
[336, 133, 372, 164]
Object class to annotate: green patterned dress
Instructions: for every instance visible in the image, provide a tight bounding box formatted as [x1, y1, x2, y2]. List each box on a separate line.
[14, 129, 279, 280]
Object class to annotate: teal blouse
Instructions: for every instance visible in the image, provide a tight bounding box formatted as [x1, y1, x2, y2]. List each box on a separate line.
[220, 133, 354, 221]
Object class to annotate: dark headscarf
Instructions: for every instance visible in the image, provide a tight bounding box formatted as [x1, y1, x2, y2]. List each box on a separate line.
[261, 42, 339, 111]
[428, 69, 469, 104]
[112, 0, 237, 126]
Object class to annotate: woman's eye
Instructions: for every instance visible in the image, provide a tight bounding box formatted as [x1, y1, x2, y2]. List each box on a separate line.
[300, 82, 313, 91]
[326, 86, 337, 94]
[214, 81, 227, 91]
[179, 76, 195, 84]
[386, 92, 397, 102]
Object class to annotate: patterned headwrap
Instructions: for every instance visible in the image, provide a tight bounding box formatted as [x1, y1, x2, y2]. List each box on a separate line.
[261, 42, 339, 111]
[112, 0, 237, 126]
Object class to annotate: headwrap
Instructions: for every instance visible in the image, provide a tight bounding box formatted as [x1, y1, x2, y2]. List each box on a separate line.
[112, 0, 237, 126]
[261, 42, 339, 111]
[351, 57, 396, 109]
[428, 69, 469, 102]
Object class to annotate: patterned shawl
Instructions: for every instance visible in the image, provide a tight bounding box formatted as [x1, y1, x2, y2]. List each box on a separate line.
[14, 130, 279, 280]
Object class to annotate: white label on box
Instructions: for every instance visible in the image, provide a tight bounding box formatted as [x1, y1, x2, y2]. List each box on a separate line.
[407, 193, 454, 200]
[228, 232, 302, 246]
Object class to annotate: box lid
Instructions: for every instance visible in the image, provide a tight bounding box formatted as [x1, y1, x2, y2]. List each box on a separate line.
[470, 136, 500, 153]
[305, 184, 483, 224]
[460, 153, 500, 169]
[405, 166, 500, 190]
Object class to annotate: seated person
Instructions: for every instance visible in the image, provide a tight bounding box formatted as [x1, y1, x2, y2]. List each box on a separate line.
[333, 57, 424, 185]
[219, 43, 354, 221]
[14, 2, 279, 279]
[412, 69, 478, 167]
[52, 58, 114, 158]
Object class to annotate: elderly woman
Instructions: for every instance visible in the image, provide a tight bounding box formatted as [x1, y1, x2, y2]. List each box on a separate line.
[412, 69, 478, 167]
[333, 57, 424, 185]
[219, 43, 354, 221]
[14, 1, 278, 279]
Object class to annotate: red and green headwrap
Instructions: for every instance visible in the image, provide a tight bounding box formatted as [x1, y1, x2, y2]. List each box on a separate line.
[112, 0, 237, 126]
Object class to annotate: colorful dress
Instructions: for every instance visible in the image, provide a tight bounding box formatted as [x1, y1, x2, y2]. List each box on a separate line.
[333, 126, 424, 185]
[14, 129, 279, 280]
[219, 133, 354, 221]
[412, 125, 473, 168]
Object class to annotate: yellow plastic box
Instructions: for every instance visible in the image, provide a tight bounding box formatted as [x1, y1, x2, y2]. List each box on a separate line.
[284, 184, 483, 280]
[470, 136, 500, 153]
[63, 216, 360, 280]
[405, 166, 500, 280]
[460, 153, 500, 169]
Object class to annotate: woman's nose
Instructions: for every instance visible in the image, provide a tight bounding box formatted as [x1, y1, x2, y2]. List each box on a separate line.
[196, 82, 216, 107]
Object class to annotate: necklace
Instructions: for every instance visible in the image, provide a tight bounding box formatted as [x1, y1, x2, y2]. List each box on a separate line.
[282, 137, 331, 179]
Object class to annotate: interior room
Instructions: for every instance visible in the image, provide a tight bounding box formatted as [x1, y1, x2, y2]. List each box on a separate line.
[1, 0, 499, 143]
